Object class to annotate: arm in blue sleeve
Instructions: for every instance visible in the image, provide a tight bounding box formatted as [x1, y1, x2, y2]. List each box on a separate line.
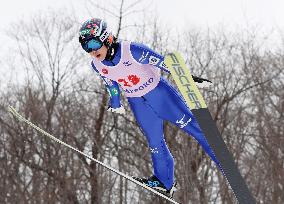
[91, 61, 122, 108]
[130, 42, 170, 73]
[130, 42, 212, 83]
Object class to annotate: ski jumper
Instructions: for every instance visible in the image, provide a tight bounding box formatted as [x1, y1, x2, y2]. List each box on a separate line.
[91, 41, 221, 190]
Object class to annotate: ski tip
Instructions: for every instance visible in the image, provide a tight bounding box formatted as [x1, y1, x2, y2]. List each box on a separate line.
[7, 106, 23, 121]
[7, 105, 15, 114]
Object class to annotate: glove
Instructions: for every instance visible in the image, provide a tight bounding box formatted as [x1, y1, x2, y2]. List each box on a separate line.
[107, 106, 126, 115]
[195, 80, 212, 88]
[192, 75, 213, 88]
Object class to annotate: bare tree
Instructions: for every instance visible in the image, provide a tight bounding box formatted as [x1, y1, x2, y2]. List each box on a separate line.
[1, 11, 86, 203]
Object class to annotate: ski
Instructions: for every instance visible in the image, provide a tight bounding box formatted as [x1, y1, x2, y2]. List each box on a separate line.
[164, 52, 256, 204]
[7, 106, 180, 204]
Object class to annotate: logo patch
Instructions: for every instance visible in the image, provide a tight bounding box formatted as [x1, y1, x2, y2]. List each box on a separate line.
[102, 68, 108, 74]
[159, 61, 168, 69]
[139, 51, 149, 63]
[176, 114, 192, 128]
[110, 88, 119, 96]
[123, 61, 132, 66]
[118, 75, 141, 87]
[149, 56, 160, 65]
[124, 77, 154, 94]
[150, 147, 159, 154]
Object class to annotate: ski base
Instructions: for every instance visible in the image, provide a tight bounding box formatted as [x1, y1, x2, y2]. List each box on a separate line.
[164, 52, 256, 204]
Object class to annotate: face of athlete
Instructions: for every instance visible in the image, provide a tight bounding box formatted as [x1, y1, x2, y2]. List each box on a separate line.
[89, 45, 108, 61]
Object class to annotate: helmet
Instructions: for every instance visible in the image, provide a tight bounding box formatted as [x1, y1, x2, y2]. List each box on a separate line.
[79, 18, 114, 52]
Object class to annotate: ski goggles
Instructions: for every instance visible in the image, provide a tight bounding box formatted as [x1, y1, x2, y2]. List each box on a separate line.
[81, 38, 103, 53]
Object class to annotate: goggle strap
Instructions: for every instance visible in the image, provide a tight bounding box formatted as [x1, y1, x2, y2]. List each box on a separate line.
[96, 20, 103, 37]
[100, 30, 109, 42]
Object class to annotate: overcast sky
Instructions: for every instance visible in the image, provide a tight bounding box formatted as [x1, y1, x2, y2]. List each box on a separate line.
[0, 0, 283, 88]
[0, 0, 283, 53]
[1, 0, 284, 30]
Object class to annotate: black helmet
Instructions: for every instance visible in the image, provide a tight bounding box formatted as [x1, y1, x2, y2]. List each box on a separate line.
[79, 18, 114, 52]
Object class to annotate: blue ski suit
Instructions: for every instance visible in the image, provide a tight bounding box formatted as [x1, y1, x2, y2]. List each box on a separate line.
[91, 41, 221, 190]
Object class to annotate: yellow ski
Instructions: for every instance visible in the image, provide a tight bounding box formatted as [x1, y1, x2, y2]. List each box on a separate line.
[165, 52, 256, 204]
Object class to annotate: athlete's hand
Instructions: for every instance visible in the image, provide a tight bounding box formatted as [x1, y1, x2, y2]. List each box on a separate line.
[195, 80, 212, 88]
[107, 106, 126, 115]
[192, 75, 212, 88]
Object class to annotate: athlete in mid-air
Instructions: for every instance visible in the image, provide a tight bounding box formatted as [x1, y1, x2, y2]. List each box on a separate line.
[79, 18, 221, 198]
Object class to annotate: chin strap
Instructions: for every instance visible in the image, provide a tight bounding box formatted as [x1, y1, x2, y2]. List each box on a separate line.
[105, 47, 115, 61]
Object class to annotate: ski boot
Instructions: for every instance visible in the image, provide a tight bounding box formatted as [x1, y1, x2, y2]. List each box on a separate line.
[132, 175, 177, 198]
